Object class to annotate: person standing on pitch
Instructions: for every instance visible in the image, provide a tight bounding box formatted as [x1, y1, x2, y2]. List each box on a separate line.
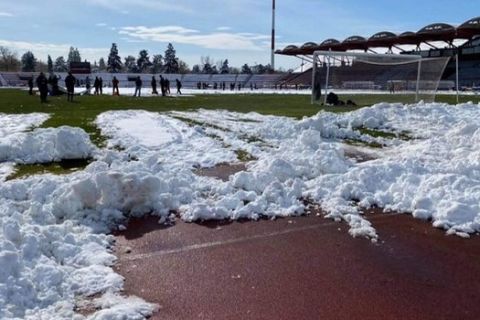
[112, 76, 120, 96]
[151, 76, 158, 95]
[176, 78, 182, 95]
[159, 75, 166, 97]
[133, 76, 142, 97]
[36, 72, 48, 103]
[165, 78, 171, 95]
[85, 76, 91, 95]
[65, 72, 76, 102]
[94, 77, 100, 95]
[28, 76, 34, 95]
[99, 77, 103, 94]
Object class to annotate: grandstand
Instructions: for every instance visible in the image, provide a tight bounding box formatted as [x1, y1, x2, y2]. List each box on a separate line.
[276, 16, 480, 89]
[3, 17, 477, 92]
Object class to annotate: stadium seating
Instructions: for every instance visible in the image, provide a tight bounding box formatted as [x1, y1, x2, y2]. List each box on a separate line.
[244, 74, 284, 88]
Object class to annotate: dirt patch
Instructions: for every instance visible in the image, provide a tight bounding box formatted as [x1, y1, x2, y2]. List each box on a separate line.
[195, 163, 246, 182]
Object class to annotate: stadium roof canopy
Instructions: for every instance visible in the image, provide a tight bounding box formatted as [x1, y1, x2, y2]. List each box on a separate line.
[276, 16, 480, 56]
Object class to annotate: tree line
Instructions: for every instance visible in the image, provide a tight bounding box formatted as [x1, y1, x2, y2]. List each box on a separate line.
[0, 43, 280, 74]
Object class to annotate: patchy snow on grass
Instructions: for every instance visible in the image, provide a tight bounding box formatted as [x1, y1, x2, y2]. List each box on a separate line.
[0, 113, 49, 138]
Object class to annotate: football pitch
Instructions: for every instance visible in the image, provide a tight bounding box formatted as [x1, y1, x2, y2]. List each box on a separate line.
[1, 89, 478, 142]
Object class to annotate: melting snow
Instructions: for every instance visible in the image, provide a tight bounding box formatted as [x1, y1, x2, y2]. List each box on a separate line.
[1, 102, 480, 318]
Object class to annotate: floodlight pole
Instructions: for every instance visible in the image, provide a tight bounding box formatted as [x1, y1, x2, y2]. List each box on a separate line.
[311, 55, 317, 104]
[456, 53, 460, 104]
[271, 0, 275, 71]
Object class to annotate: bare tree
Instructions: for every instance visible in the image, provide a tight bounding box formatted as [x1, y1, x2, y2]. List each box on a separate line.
[0, 46, 20, 71]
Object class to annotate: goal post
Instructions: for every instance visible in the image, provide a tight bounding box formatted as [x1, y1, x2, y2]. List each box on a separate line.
[312, 51, 451, 105]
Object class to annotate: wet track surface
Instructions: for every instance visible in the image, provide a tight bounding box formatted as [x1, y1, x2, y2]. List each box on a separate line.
[114, 211, 480, 320]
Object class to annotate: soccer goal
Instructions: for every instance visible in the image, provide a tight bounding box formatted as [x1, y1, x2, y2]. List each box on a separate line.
[311, 51, 451, 105]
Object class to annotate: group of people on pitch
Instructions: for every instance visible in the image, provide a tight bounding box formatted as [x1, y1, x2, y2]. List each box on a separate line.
[28, 73, 182, 102]
[133, 75, 182, 97]
[30, 72, 76, 103]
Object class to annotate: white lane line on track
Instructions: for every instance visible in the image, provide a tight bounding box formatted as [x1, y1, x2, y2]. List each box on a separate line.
[120, 213, 399, 261]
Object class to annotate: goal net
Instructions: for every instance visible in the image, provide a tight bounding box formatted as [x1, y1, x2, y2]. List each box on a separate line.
[311, 51, 451, 105]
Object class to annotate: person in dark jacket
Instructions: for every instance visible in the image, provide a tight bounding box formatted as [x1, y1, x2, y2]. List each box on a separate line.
[28, 76, 34, 95]
[51, 74, 59, 96]
[99, 77, 103, 94]
[133, 76, 142, 97]
[112, 76, 120, 96]
[151, 76, 158, 95]
[176, 79, 182, 95]
[165, 78, 170, 94]
[159, 75, 166, 97]
[65, 72, 76, 102]
[36, 72, 48, 103]
[94, 77, 100, 95]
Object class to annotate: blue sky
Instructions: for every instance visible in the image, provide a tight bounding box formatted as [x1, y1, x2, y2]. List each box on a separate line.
[0, 0, 477, 70]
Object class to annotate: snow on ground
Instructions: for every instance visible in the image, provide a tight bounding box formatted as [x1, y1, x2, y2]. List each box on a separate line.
[0, 113, 49, 138]
[0, 126, 96, 164]
[95, 110, 237, 168]
[74, 86, 479, 97]
[1, 102, 480, 318]
[76, 87, 312, 97]
[0, 113, 50, 180]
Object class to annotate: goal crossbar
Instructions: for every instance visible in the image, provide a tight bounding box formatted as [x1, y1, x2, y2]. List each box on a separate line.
[311, 51, 449, 105]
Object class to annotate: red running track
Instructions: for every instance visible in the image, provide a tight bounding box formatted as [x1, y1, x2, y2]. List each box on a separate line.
[113, 211, 480, 320]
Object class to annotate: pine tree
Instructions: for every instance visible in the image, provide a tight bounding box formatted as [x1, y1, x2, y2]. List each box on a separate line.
[201, 56, 213, 74]
[151, 54, 163, 73]
[98, 58, 106, 71]
[164, 43, 179, 73]
[67, 47, 81, 65]
[124, 55, 138, 73]
[47, 55, 53, 73]
[54, 56, 68, 72]
[241, 64, 252, 74]
[192, 64, 201, 74]
[21, 51, 36, 72]
[107, 43, 122, 73]
[220, 59, 229, 74]
[136, 50, 151, 73]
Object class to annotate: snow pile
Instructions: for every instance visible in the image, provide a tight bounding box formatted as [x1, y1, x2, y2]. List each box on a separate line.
[0, 113, 50, 181]
[0, 163, 174, 319]
[0, 126, 95, 164]
[168, 104, 480, 237]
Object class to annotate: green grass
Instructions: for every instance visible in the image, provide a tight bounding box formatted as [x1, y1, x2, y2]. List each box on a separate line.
[235, 149, 257, 162]
[357, 127, 412, 140]
[1, 90, 477, 138]
[7, 159, 92, 180]
[1, 89, 478, 179]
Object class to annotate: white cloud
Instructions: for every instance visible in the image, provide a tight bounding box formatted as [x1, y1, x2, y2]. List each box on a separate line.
[0, 11, 14, 17]
[0, 39, 107, 62]
[119, 25, 268, 51]
[216, 26, 231, 31]
[96, 22, 107, 27]
[86, 0, 191, 13]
